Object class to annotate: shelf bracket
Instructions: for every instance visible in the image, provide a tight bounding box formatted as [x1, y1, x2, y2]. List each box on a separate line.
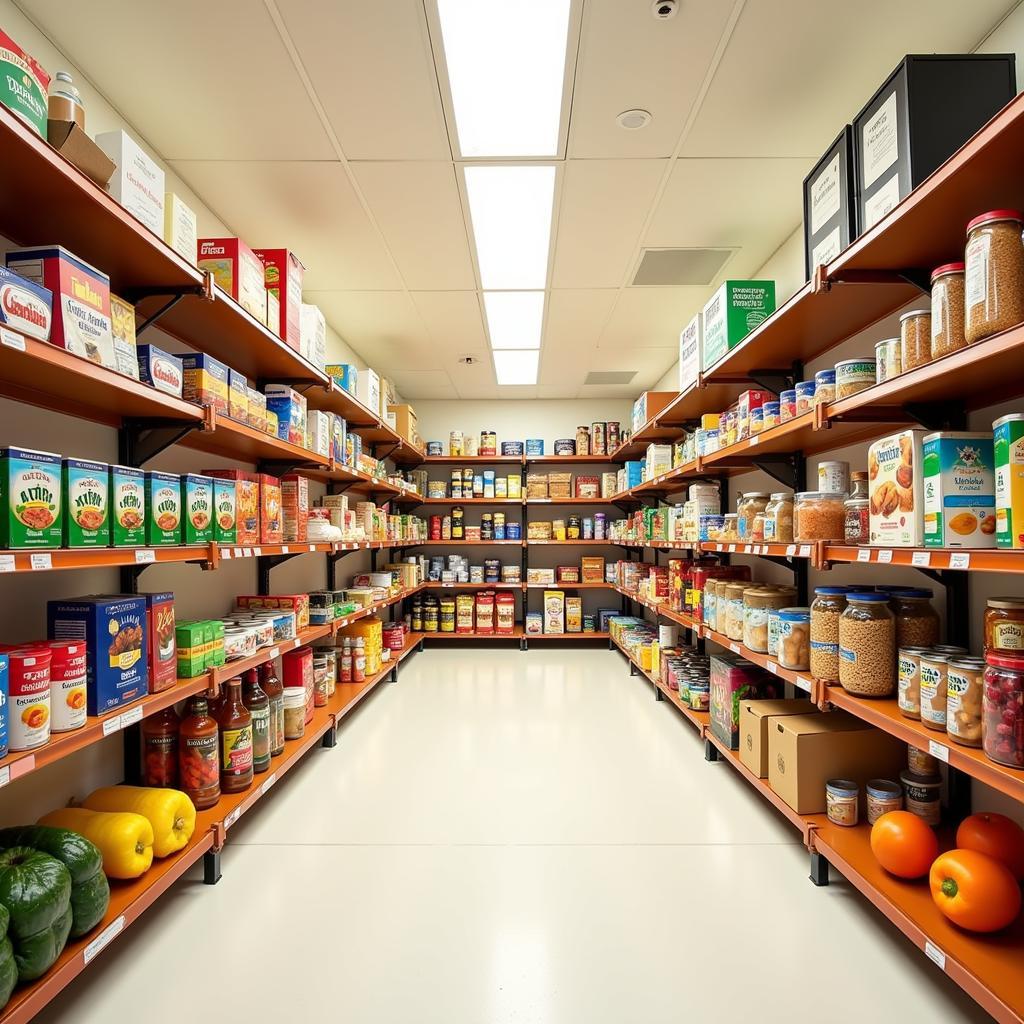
[903, 401, 967, 432]
[746, 362, 803, 396]
[257, 459, 310, 478]
[914, 566, 970, 648]
[122, 280, 210, 337]
[703, 738, 718, 762]
[119, 418, 198, 468]
[751, 452, 804, 491]
[321, 727, 337, 749]
[258, 553, 301, 595]
[808, 850, 830, 887]
[203, 849, 222, 886]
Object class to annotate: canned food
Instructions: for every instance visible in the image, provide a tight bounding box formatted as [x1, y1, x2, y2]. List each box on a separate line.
[47, 640, 87, 733]
[795, 380, 815, 415]
[835, 359, 877, 400]
[480, 430, 497, 456]
[592, 422, 606, 456]
[814, 369, 836, 407]
[761, 401, 780, 431]
[866, 779, 902, 824]
[554, 438, 577, 455]
[427, 441, 443, 456]
[449, 431, 463, 457]
[607, 422, 621, 450]
[464, 435, 479, 457]
[7, 646, 51, 751]
[780, 389, 796, 421]
[501, 441, 523, 456]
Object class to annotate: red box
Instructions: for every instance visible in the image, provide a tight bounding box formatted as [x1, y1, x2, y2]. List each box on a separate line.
[258, 473, 283, 544]
[282, 646, 314, 723]
[475, 591, 495, 634]
[495, 591, 516, 634]
[143, 592, 176, 693]
[281, 474, 309, 543]
[197, 237, 266, 323]
[253, 248, 305, 351]
[556, 565, 580, 584]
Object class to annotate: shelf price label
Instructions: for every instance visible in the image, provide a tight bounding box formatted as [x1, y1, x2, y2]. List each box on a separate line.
[924, 940, 946, 972]
[253, 547, 262, 557]
[949, 552, 970, 570]
[224, 807, 241, 830]
[856, 548, 872, 562]
[221, 548, 231, 559]
[911, 551, 931, 567]
[241, 548, 252, 558]
[261, 773, 278, 796]
[877, 550, 893, 563]
[134, 549, 156, 564]
[798, 545, 812, 558]
[83, 915, 125, 965]
[269, 648, 280, 660]
[29, 552, 52, 571]
[749, 435, 760, 446]
[729, 643, 740, 654]
[0, 555, 14, 573]
[928, 740, 949, 763]
[785, 545, 797, 557]
[1, 327, 26, 351]
[281, 545, 289, 554]
[766, 660, 779, 674]
[728, 544, 736, 553]
[121, 706, 144, 728]
[102, 716, 123, 737]
[0, 767, 9, 789]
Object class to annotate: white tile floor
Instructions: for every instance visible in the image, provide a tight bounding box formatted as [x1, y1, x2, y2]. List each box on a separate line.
[39, 647, 991, 1023]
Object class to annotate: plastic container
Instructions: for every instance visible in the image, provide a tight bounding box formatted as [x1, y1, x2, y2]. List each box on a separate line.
[814, 369, 836, 407]
[900, 769, 942, 825]
[899, 309, 932, 371]
[743, 588, 791, 654]
[777, 607, 810, 671]
[810, 587, 848, 682]
[737, 492, 769, 540]
[897, 647, 932, 720]
[839, 593, 896, 696]
[762, 401, 780, 431]
[892, 589, 940, 649]
[283, 687, 307, 740]
[947, 656, 985, 748]
[817, 460, 849, 495]
[795, 380, 816, 416]
[984, 597, 1024, 651]
[866, 779, 903, 824]
[763, 492, 794, 544]
[779, 390, 796, 422]
[794, 491, 845, 541]
[826, 779, 859, 826]
[719, 513, 740, 542]
[983, 651, 1024, 767]
[965, 209, 1024, 344]
[919, 652, 952, 731]
[875, 338, 901, 383]
[835, 359, 877, 399]
[844, 497, 869, 544]
[930, 262, 967, 358]
[724, 583, 747, 641]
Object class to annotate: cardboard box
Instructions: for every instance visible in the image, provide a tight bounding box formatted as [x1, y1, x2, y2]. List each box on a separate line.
[738, 699, 817, 778]
[868, 429, 926, 547]
[205, 470, 258, 545]
[136, 344, 183, 398]
[678, 315, 701, 394]
[181, 473, 214, 544]
[46, 120, 115, 186]
[709, 653, 781, 749]
[281, 474, 309, 543]
[923, 431, 996, 548]
[300, 303, 326, 370]
[565, 597, 582, 633]
[95, 130, 165, 236]
[308, 410, 331, 459]
[0, 29, 49, 137]
[142, 592, 176, 694]
[325, 363, 358, 394]
[356, 367, 380, 416]
[0, 265, 52, 341]
[212, 478, 237, 544]
[803, 126, 856, 280]
[543, 591, 565, 634]
[0, 447, 63, 549]
[389, 404, 417, 443]
[109, 294, 139, 380]
[180, 353, 228, 417]
[702, 281, 776, 371]
[144, 471, 181, 545]
[265, 384, 307, 447]
[228, 368, 248, 423]
[110, 465, 146, 546]
[253, 248, 305, 350]
[62, 457, 110, 547]
[163, 192, 198, 265]
[258, 474, 283, 544]
[631, 391, 676, 431]
[768, 712, 906, 814]
[197, 237, 266, 322]
[581, 556, 605, 583]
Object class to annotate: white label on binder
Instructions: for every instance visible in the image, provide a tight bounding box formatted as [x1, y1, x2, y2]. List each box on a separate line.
[949, 552, 970, 570]
[84, 915, 125, 964]
[29, 553, 51, 570]
[134, 549, 156, 564]
[924, 941, 946, 972]
[857, 548, 872, 562]
[928, 740, 949, 763]
[912, 551, 931, 567]
[877, 550, 893, 563]
[1, 328, 26, 351]
[0, 555, 14, 573]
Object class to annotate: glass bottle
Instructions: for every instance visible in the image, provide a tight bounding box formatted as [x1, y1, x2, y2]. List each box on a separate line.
[242, 669, 271, 774]
[215, 677, 253, 793]
[259, 661, 286, 757]
[178, 696, 220, 810]
[142, 706, 179, 788]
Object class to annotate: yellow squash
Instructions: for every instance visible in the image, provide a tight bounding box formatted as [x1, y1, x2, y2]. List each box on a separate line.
[81, 786, 196, 858]
[38, 808, 153, 879]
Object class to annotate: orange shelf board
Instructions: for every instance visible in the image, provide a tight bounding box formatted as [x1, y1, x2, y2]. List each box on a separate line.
[422, 455, 524, 465]
[618, 541, 700, 551]
[422, 627, 524, 640]
[811, 819, 1024, 1024]
[525, 497, 619, 505]
[822, 544, 1022, 573]
[525, 455, 616, 464]
[658, 381, 754, 427]
[206, 625, 331, 687]
[824, 685, 1024, 805]
[525, 582, 612, 589]
[304, 383, 378, 427]
[702, 541, 814, 560]
[610, 424, 683, 462]
[180, 413, 331, 469]
[423, 581, 523, 590]
[526, 539, 618, 546]
[630, 462, 699, 496]
[0, 545, 207, 574]
[528, 632, 610, 640]
[417, 497, 524, 505]
[409, 539, 524, 547]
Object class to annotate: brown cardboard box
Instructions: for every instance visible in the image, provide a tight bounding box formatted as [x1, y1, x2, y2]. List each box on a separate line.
[768, 712, 906, 814]
[48, 120, 116, 187]
[388, 403, 417, 443]
[581, 556, 605, 583]
[738, 699, 817, 778]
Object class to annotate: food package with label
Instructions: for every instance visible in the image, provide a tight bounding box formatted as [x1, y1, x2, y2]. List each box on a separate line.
[95, 130, 165, 234]
[0, 264, 52, 342]
[205, 469, 259, 545]
[868, 429, 926, 547]
[543, 590, 565, 634]
[253, 248, 305, 349]
[144, 470, 181, 545]
[281, 474, 309, 543]
[565, 597, 582, 633]
[581, 556, 605, 583]
[258, 474, 283, 544]
[300, 303, 327, 370]
[136, 344, 183, 397]
[108, 294, 139, 379]
[0, 28, 49, 137]
[923, 431, 996, 548]
[228, 368, 248, 423]
[198, 237, 267, 323]
[180, 353, 228, 417]
[163, 192, 198, 264]
[62, 457, 110, 548]
[325, 363, 358, 394]
[1, 448, 62, 549]
[265, 384, 307, 447]
[308, 410, 332, 459]
[702, 281, 776, 371]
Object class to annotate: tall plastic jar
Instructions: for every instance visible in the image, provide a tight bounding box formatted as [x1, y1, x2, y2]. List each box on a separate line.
[930, 262, 966, 358]
[839, 593, 896, 697]
[965, 210, 1024, 344]
[891, 589, 940, 649]
[743, 588, 790, 653]
[737, 492, 769, 540]
[763, 492, 794, 543]
[983, 651, 1024, 767]
[810, 587, 848, 682]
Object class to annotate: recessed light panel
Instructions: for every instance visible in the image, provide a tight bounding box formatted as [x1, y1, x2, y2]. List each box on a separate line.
[493, 349, 539, 385]
[483, 291, 544, 349]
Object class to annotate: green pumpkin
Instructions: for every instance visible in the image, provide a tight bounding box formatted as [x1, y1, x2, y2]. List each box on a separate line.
[0, 907, 16, 1009]
[0, 848, 72, 982]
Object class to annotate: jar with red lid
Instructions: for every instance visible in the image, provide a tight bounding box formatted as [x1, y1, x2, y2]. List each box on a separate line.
[964, 209, 1024, 344]
[930, 262, 966, 358]
[983, 651, 1024, 767]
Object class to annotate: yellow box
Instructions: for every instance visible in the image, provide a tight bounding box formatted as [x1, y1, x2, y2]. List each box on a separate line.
[543, 590, 565, 633]
[700, 413, 721, 430]
[566, 596, 582, 633]
[389, 403, 418, 442]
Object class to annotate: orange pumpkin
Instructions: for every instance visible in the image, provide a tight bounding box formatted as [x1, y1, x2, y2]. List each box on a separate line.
[930, 849, 1021, 933]
[956, 812, 1024, 881]
[870, 810, 939, 879]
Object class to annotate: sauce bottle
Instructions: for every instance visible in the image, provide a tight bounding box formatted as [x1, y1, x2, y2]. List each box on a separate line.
[259, 661, 286, 757]
[353, 638, 366, 682]
[215, 677, 253, 793]
[178, 696, 220, 810]
[142, 706, 179, 788]
[242, 669, 271, 775]
[340, 639, 353, 683]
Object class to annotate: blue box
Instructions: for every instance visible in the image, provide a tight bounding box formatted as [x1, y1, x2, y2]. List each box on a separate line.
[525, 439, 544, 456]
[598, 608, 621, 632]
[137, 345, 184, 398]
[0, 654, 7, 758]
[625, 461, 643, 488]
[0, 265, 53, 342]
[325, 363, 358, 394]
[47, 596, 148, 716]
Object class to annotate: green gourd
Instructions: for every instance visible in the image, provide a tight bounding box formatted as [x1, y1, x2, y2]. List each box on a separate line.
[0, 848, 72, 982]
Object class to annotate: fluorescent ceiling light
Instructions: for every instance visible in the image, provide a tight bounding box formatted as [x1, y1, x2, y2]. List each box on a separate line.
[465, 165, 555, 289]
[493, 350, 539, 386]
[483, 292, 544, 350]
[437, 0, 571, 158]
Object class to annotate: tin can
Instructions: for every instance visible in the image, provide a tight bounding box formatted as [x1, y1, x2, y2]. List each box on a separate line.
[481, 513, 493, 540]
[583, 517, 594, 539]
[568, 515, 581, 539]
[429, 515, 442, 540]
[525, 439, 544, 456]
[607, 422, 620, 450]
[501, 441, 523, 456]
[7, 646, 51, 751]
[440, 597, 456, 633]
[576, 426, 590, 456]
[423, 597, 439, 632]
[592, 422, 606, 456]
[594, 513, 607, 540]
[494, 512, 506, 539]
[427, 440, 444, 456]
[411, 597, 423, 631]
[451, 506, 465, 539]
[480, 430, 497, 456]
[313, 655, 329, 707]
[47, 640, 87, 732]
[554, 438, 576, 455]
[382, 623, 405, 651]
[449, 431, 463, 457]
[464, 435, 478, 457]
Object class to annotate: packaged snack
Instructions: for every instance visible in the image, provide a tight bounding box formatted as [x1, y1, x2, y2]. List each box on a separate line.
[253, 248, 305, 350]
[204, 470, 258, 544]
[258, 474, 283, 544]
[868, 430, 926, 547]
[281, 474, 309, 543]
[923, 432, 996, 548]
[0, 265, 52, 341]
[228, 368, 248, 423]
[0, 447, 63, 548]
[175, 621, 208, 678]
[181, 474, 214, 544]
[136, 344, 184, 397]
[197, 237, 267, 322]
[566, 597, 582, 633]
[180, 353, 228, 416]
[264, 384, 307, 447]
[110, 465, 146, 546]
[142, 592, 176, 693]
[544, 591, 565, 634]
[144, 471, 181, 545]
[213, 478, 237, 544]
[246, 387, 267, 432]
[0, 28, 49, 137]
[62, 457, 110, 547]
[109, 294, 139, 379]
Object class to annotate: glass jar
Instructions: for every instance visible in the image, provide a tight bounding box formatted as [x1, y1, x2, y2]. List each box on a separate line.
[875, 338, 901, 383]
[703, 579, 719, 631]
[312, 654, 329, 708]
[983, 651, 1024, 767]
[142, 707, 180, 788]
[985, 597, 1024, 651]
[763, 492, 794, 544]
[835, 359, 877, 399]
[930, 262, 966, 358]
[839, 593, 896, 696]
[810, 587, 848, 682]
[777, 608, 810, 671]
[215, 677, 253, 794]
[891, 589, 940, 649]
[814, 369, 836, 407]
[794, 491, 845, 541]
[725, 583, 747, 641]
[178, 696, 220, 810]
[898, 647, 932, 720]
[750, 512, 766, 542]
[965, 209, 1024, 344]
[259, 662, 286, 757]
[947, 656, 985, 748]
[826, 779, 859, 826]
[919, 653, 951, 732]
[720, 513, 740, 542]
[737, 492, 769, 540]
[743, 588, 791, 653]
[844, 497, 869, 544]
[849, 471, 868, 500]
[900, 769, 942, 825]
[779, 389, 796, 422]
[899, 309, 932, 371]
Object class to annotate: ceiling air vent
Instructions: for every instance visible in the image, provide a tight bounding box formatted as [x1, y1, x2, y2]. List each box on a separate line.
[631, 247, 734, 286]
[584, 370, 637, 386]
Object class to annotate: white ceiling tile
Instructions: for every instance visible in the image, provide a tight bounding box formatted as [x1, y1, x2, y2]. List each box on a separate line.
[352, 163, 476, 290]
[304, 291, 425, 369]
[21, 0, 333, 160]
[388, 370, 459, 400]
[552, 161, 667, 288]
[169, 162, 402, 292]
[545, 289, 617, 350]
[569, 0, 734, 158]
[598, 288, 706, 351]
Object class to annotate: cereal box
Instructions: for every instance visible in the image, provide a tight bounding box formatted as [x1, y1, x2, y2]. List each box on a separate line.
[181, 474, 214, 544]
[0, 265, 52, 341]
[526, 611, 543, 635]
[220, 472, 259, 546]
[197, 238, 267, 322]
[109, 294, 139, 380]
[6, 246, 114, 368]
[301, 303, 326, 370]
[144, 471, 181, 545]
[95, 130, 165, 235]
[679, 314, 701, 393]
[228, 368, 248, 423]
[543, 590, 565, 634]
[253, 248, 305, 351]
[110, 465, 146, 546]
[264, 385, 307, 447]
[0, 447, 62, 548]
[702, 281, 776, 371]
[566, 597, 582, 633]
[136, 344, 183, 397]
[923, 432, 996, 549]
[212, 478, 237, 544]
[258, 474, 283, 544]
[142, 592, 176, 694]
[62, 457, 110, 547]
[0, 28, 49, 137]
[281, 474, 309, 543]
[325, 364, 358, 394]
[994, 414, 1024, 549]
[48, 596, 148, 716]
[308, 410, 331, 459]
[163, 192, 197, 264]
[356, 367, 380, 416]
[709, 653, 779, 749]
[180, 353, 228, 416]
[246, 387, 267, 432]
[868, 429, 927, 547]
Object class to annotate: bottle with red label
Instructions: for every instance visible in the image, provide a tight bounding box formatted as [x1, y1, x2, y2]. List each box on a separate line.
[259, 661, 285, 757]
[353, 638, 366, 683]
[215, 677, 253, 793]
[242, 668, 271, 774]
[178, 696, 220, 809]
[142, 706, 180, 787]
[340, 639, 352, 683]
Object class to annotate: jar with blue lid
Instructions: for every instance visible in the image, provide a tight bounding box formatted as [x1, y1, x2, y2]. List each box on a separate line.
[795, 379, 816, 415]
[780, 389, 797, 421]
[814, 368, 836, 407]
[777, 607, 810, 671]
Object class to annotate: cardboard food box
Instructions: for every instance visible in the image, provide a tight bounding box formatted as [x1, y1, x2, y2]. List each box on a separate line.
[181, 473, 214, 545]
[46, 120, 115, 186]
[566, 596, 582, 633]
[803, 126, 856, 279]
[197, 237, 267, 322]
[581, 556, 605, 583]
[709, 653, 781, 750]
[527, 567, 555, 586]
[163, 192, 198, 265]
[110, 465, 146, 546]
[205, 470, 259, 545]
[389, 404, 418, 443]
[0, 447, 63, 548]
[768, 712, 906, 814]
[678, 314, 701, 394]
[923, 431, 996, 548]
[95, 130, 165, 235]
[47, 595, 147, 716]
[308, 410, 331, 459]
[325, 363, 358, 394]
[543, 591, 565, 634]
[62, 457, 110, 548]
[265, 384, 307, 447]
[142, 592, 176, 694]
[356, 367, 380, 416]
[0, 29, 49, 137]
[253, 248, 305, 349]
[868, 429, 927, 547]
[258, 474, 283, 544]
[300, 303, 326, 370]
[702, 281, 776, 371]
[548, 472, 572, 500]
[144, 471, 181, 545]
[265, 289, 279, 334]
[631, 391, 677, 431]
[136, 344, 183, 397]
[281, 474, 309, 543]
[0, 265, 52, 341]
[379, 377, 396, 420]
[228, 368, 248, 423]
[738, 699, 818, 778]
[575, 475, 600, 499]
[6, 246, 114, 368]
[109, 294, 139, 380]
[247, 387, 267, 433]
[556, 565, 580, 584]
[180, 353, 228, 417]
[526, 473, 549, 499]
[212, 478, 237, 545]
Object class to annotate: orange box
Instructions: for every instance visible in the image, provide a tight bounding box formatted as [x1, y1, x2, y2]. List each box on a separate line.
[581, 556, 605, 583]
[281, 474, 309, 543]
[258, 473, 283, 544]
[204, 469, 259, 545]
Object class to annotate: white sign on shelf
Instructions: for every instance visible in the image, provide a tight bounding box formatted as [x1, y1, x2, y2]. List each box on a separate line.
[798, 545, 812, 558]
[253, 547, 262, 557]
[877, 550, 893, 563]
[261, 773, 278, 796]
[224, 807, 241, 830]
[911, 551, 931, 567]
[728, 544, 736, 553]
[121, 705, 144, 728]
[0, 555, 15, 573]
[749, 435, 760, 446]
[83, 915, 125, 965]
[102, 716, 122, 737]
[924, 941, 946, 972]
[281, 545, 289, 554]
[766, 660, 779, 675]
[29, 553, 52, 571]
[928, 740, 950, 764]
[1, 327, 26, 351]
[0, 767, 9, 788]
[856, 548, 872, 562]
[242, 548, 252, 558]
[134, 549, 156, 564]
[949, 552, 971, 570]
[221, 548, 231, 559]
[269, 647, 280, 660]
[729, 643, 740, 654]
[786, 545, 797, 557]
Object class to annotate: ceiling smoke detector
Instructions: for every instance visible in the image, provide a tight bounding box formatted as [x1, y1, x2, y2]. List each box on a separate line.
[617, 108, 652, 130]
[458, 355, 478, 365]
[651, 0, 678, 20]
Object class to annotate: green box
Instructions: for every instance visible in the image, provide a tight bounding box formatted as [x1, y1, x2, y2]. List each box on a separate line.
[63, 457, 110, 548]
[145, 471, 181, 546]
[110, 465, 146, 546]
[701, 280, 776, 371]
[181, 474, 214, 545]
[205, 620, 225, 668]
[175, 621, 208, 678]
[0, 447, 63, 548]
[212, 478, 237, 544]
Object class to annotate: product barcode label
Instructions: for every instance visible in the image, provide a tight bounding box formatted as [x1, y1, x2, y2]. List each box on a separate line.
[261, 773, 277, 796]
[911, 551, 931, 567]
[949, 552, 970, 570]
[29, 553, 52, 570]
[134, 549, 156, 564]
[798, 545, 811, 558]
[102, 716, 122, 737]
[242, 548, 252, 558]
[928, 740, 950, 763]
[0, 767, 9, 788]
[924, 940, 946, 971]
[877, 550, 893, 563]
[83, 915, 125, 965]
[0, 555, 14, 573]
[224, 807, 241, 829]
[1, 327, 26, 351]
[121, 706, 144, 728]
[857, 548, 872, 562]
[786, 544, 797, 556]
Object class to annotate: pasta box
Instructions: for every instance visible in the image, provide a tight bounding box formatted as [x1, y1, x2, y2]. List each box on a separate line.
[63, 457, 110, 547]
[136, 344, 183, 397]
[181, 473, 214, 544]
[0, 265, 52, 341]
[180, 353, 228, 417]
[5, 246, 115, 369]
[47, 595, 148, 716]
[0, 28, 48, 137]
[206, 469, 259, 544]
[142, 592, 176, 694]
[212, 478, 237, 544]
[197, 237, 267, 323]
[0, 447, 63, 548]
[253, 248, 305, 350]
[144, 471, 181, 545]
[110, 465, 146, 546]
[228, 368, 248, 422]
[109, 294, 139, 380]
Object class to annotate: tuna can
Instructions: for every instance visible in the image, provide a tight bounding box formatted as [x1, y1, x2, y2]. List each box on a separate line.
[449, 431, 463, 457]
[7, 646, 51, 751]
[592, 422, 606, 456]
[480, 430, 497, 456]
[554, 438, 577, 456]
[427, 441, 443, 457]
[47, 640, 87, 732]
[501, 441, 523, 456]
